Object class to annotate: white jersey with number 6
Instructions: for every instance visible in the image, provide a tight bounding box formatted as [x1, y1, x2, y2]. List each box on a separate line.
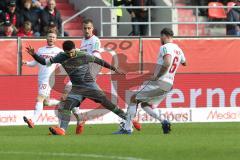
[155, 42, 186, 85]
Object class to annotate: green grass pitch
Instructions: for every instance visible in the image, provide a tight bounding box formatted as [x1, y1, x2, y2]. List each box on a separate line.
[0, 123, 240, 160]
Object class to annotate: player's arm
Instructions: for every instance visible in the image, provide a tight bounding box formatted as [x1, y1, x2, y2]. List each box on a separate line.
[26, 45, 66, 65]
[154, 54, 172, 80]
[88, 55, 124, 74]
[22, 60, 38, 67]
[180, 52, 187, 66]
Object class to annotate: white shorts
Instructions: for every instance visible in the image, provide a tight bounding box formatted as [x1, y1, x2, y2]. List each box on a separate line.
[38, 82, 51, 97]
[135, 80, 172, 105]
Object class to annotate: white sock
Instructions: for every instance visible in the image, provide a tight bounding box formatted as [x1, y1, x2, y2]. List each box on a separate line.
[32, 102, 43, 123]
[124, 103, 137, 131]
[57, 101, 64, 127]
[45, 99, 60, 106]
[142, 106, 162, 122]
[72, 107, 81, 125]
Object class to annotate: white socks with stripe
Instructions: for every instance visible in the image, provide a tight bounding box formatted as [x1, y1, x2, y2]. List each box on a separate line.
[32, 102, 43, 123]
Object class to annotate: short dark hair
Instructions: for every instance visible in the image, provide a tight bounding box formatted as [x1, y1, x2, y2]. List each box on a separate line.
[83, 18, 93, 25]
[63, 40, 75, 51]
[161, 28, 174, 37]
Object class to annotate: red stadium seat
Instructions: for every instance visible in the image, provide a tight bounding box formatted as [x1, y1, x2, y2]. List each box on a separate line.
[208, 2, 227, 19]
[227, 2, 236, 13]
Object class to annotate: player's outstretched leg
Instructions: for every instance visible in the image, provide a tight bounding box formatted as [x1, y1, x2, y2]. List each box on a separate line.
[96, 94, 127, 120]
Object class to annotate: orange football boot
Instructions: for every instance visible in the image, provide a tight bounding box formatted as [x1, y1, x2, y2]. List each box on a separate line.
[76, 121, 85, 135]
[132, 119, 141, 131]
[49, 126, 65, 135]
[23, 116, 34, 128]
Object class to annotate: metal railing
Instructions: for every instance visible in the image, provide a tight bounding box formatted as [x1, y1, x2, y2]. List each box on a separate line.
[62, 5, 240, 37]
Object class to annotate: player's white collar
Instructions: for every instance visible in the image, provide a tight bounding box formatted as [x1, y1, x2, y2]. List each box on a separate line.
[46, 45, 55, 48]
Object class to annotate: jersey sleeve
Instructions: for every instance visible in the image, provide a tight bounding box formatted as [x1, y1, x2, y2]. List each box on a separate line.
[85, 54, 96, 63]
[160, 46, 169, 57]
[49, 52, 68, 65]
[26, 60, 38, 67]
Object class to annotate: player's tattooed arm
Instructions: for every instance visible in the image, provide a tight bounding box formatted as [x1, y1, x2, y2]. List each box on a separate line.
[152, 54, 171, 81]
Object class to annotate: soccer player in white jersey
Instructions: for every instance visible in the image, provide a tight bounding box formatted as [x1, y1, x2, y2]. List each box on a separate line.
[80, 19, 103, 83]
[80, 19, 101, 57]
[23, 31, 63, 128]
[114, 28, 187, 134]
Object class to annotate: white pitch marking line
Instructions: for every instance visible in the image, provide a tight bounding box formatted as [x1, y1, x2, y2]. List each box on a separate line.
[0, 151, 148, 160]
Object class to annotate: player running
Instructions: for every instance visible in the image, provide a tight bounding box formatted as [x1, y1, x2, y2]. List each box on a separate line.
[23, 31, 63, 128]
[114, 28, 187, 134]
[26, 40, 128, 135]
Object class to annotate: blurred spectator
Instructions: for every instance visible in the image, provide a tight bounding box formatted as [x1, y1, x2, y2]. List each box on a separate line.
[0, 1, 8, 12]
[41, 20, 59, 36]
[32, 0, 43, 9]
[17, 20, 33, 36]
[37, 0, 48, 7]
[227, 0, 240, 36]
[31, 0, 46, 13]
[126, 0, 155, 36]
[0, 20, 17, 36]
[19, 0, 40, 36]
[40, 0, 64, 36]
[1, 0, 21, 31]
